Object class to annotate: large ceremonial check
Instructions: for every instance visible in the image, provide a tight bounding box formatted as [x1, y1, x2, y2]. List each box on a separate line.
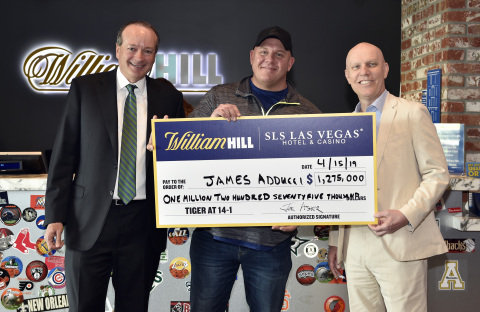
[152, 113, 377, 228]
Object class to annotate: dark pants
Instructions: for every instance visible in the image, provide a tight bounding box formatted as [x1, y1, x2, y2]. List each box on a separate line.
[190, 229, 292, 312]
[65, 201, 161, 312]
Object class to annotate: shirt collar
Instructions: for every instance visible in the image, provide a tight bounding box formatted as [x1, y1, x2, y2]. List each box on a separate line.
[354, 90, 388, 113]
[116, 69, 147, 95]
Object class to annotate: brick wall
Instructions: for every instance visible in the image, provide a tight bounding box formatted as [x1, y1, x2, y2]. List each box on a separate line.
[401, 0, 480, 161]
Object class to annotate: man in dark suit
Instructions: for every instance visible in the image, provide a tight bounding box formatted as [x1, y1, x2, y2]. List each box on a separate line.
[45, 21, 185, 312]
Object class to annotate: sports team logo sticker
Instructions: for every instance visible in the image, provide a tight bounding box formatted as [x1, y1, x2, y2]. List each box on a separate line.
[168, 228, 190, 245]
[160, 250, 168, 264]
[170, 301, 191, 312]
[1, 256, 23, 278]
[0, 205, 22, 226]
[445, 238, 475, 253]
[1, 288, 24, 310]
[169, 257, 191, 279]
[0, 268, 11, 290]
[26, 260, 48, 282]
[47, 267, 66, 289]
[18, 281, 34, 292]
[12, 228, 37, 254]
[296, 264, 316, 286]
[317, 248, 328, 261]
[304, 242, 319, 258]
[38, 285, 55, 297]
[35, 236, 56, 257]
[30, 195, 46, 209]
[36, 215, 46, 230]
[22, 208, 37, 222]
[45, 255, 65, 271]
[314, 262, 334, 283]
[290, 235, 310, 257]
[439, 260, 465, 290]
[313, 225, 330, 240]
[0, 228, 14, 251]
[324, 295, 346, 312]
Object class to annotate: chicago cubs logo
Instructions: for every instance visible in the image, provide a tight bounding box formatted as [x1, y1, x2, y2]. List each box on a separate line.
[47, 267, 66, 289]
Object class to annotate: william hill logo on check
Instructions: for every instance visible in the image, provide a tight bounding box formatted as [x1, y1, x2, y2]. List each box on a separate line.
[152, 114, 378, 228]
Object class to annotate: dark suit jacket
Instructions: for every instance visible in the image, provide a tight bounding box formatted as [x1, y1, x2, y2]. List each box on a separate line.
[45, 69, 185, 251]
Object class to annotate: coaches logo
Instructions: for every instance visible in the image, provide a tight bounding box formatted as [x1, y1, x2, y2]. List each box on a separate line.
[439, 260, 465, 290]
[324, 295, 346, 312]
[23, 47, 223, 94]
[23, 46, 117, 92]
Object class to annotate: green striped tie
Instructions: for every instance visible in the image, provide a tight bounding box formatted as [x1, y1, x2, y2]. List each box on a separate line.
[118, 84, 137, 204]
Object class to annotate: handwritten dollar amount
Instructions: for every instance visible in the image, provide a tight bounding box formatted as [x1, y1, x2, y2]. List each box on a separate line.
[307, 171, 366, 186]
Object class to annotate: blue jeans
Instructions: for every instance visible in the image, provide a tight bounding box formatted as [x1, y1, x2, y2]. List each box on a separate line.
[190, 229, 292, 312]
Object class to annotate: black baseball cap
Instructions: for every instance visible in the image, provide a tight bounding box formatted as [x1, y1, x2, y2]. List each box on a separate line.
[253, 26, 293, 55]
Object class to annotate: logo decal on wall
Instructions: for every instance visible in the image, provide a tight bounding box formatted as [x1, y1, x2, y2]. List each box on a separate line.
[22, 46, 223, 94]
[324, 295, 346, 312]
[444, 238, 475, 253]
[439, 260, 465, 290]
[23, 46, 117, 92]
[155, 53, 223, 92]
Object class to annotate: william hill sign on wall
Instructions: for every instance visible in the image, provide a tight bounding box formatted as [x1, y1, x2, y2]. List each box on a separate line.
[22, 46, 223, 93]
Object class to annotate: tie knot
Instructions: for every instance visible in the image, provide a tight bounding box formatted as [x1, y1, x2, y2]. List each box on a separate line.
[126, 84, 137, 94]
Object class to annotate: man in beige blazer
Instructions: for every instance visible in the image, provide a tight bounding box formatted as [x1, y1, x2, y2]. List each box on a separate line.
[328, 42, 449, 312]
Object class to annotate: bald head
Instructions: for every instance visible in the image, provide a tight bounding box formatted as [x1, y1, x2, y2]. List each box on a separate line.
[346, 42, 385, 68]
[345, 42, 389, 109]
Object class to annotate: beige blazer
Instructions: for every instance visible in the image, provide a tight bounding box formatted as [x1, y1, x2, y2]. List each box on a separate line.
[329, 92, 449, 262]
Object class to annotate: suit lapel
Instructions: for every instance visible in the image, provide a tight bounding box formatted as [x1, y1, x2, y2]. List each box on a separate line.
[376, 93, 398, 170]
[97, 70, 119, 161]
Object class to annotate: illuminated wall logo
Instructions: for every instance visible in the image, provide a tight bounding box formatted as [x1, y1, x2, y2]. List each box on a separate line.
[22, 46, 223, 93]
[23, 46, 117, 92]
[155, 52, 222, 92]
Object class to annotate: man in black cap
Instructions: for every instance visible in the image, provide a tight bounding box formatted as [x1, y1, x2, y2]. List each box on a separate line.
[188, 26, 321, 312]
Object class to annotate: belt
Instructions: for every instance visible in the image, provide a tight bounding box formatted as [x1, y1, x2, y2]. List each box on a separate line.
[112, 199, 146, 206]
